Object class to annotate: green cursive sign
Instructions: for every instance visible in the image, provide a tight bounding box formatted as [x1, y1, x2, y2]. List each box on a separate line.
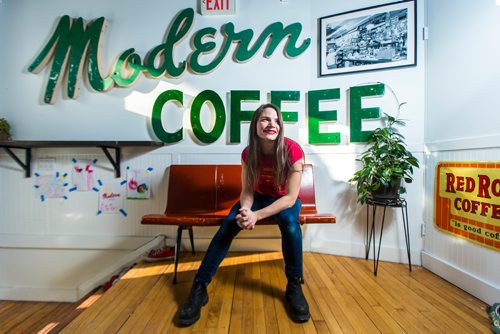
[28, 8, 311, 104]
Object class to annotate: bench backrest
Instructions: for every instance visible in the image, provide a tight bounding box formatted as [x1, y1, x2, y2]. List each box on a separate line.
[165, 164, 317, 216]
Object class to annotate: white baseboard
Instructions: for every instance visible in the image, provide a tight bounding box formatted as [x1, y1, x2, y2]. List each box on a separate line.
[422, 251, 500, 305]
[173, 237, 282, 252]
[169, 225, 312, 253]
[0, 286, 80, 303]
[172, 237, 422, 266]
[310, 239, 422, 266]
[0, 234, 157, 250]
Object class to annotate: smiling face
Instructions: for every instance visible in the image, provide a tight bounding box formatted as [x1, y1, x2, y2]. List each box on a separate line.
[256, 107, 281, 143]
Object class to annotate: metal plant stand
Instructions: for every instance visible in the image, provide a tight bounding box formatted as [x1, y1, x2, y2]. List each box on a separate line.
[365, 196, 411, 275]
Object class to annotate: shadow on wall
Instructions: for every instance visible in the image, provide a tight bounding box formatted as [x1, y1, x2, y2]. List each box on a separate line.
[300, 156, 399, 255]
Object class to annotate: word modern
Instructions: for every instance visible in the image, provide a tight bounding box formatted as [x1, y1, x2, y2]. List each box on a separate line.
[28, 8, 310, 104]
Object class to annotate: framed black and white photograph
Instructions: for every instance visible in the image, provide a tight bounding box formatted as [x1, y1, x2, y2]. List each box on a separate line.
[319, 0, 416, 76]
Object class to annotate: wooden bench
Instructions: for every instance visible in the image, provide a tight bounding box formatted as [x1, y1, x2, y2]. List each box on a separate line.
[141, 164, 336, 283]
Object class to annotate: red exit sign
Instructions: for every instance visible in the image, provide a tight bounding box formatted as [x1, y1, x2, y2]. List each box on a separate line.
[200, 0, 236, 15]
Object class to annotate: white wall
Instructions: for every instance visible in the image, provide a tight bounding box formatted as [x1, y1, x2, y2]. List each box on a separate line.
[0, 0, 426, 301]
[424, 0, 500, 304]
[425, 0, 500, 146]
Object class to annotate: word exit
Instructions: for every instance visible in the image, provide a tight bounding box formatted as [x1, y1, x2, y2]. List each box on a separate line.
[200, 0, 236, 15]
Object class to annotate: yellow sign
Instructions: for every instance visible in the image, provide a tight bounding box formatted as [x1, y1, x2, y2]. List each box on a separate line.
[435, 162, 500, 251]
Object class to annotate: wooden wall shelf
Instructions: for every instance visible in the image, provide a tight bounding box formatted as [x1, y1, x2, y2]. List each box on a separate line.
[0, 141, 165, 178]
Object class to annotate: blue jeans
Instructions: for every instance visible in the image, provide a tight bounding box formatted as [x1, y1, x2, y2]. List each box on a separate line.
[195, 193, 303, 284]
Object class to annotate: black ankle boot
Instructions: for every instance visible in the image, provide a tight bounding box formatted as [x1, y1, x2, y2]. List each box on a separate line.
[285, 277, 310, 322]
[178, 281, 209, 326]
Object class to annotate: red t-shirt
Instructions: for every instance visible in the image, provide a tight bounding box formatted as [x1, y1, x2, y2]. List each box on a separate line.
[241, 137, 303, 197]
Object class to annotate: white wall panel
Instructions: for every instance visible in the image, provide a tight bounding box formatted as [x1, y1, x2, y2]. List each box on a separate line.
[307, 151, 425, 264]
[425, 0, 500, 144]
[1, 149, 172, 236]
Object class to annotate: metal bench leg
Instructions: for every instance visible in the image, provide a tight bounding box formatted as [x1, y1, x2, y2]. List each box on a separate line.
[188, 226, 195, 254]
[173, 226, 184, 284]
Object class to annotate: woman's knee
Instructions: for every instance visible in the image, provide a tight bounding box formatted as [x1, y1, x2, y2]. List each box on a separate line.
[214, 202, 242, 238]
[277, 215, 301, 235]
[217, 218, 241, 239]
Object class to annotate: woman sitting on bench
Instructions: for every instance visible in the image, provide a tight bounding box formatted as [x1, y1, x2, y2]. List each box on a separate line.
[178, 103, 309, 325]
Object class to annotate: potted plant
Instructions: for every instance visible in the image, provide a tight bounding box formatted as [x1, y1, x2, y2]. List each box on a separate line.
[0, 117, 11, 141]
[349, 105, 419, 204]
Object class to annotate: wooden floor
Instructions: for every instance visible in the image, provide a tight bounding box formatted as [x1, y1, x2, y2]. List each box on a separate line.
[0, 288, 103, 334]
[0, 252, 492, 333]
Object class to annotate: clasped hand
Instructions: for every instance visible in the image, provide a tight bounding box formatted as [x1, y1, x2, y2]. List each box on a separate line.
[236, 207, 258, 230]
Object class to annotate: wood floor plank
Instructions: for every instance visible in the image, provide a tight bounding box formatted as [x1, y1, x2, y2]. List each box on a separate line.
[269, 255, 295, 334]
[60, 261, 168, 333]
[258, 253, 280, 334]
[309, 253, 378, 333]
[366, 261, 465, 333]
[16, 303, 69, 333]
[333, 255, 423, 333]
[1, 301, 47, 331]
[4, 303, 63, 333]
[376, 267, 451, 332]
[237, 254, 258, 333]
[333, 255, 417, 333]
[250, 253, 267, 334]
[322, 255, 404, 333]
[0, 288, 103, 334]
[272, 257, 307, 334]
[412, 269, 487, 320]
[0, 252, 491, 334]
[302, 253, 347, 333]
[116, 269, 176, 333]
[383, 260, 491, 333]
[205, 265, 236, 331]
[216, 266, 237, 331]
[228, 266, 245, 334]
[302, 253, 341, 333]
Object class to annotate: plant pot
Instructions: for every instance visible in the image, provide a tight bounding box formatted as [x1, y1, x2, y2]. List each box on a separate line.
[0, 132, 9, 141]
[371, 178, 402, 200]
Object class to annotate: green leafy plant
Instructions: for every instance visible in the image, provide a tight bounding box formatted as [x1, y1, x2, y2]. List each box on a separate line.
[0, 117, 11, 140]
[349, 105, 419, 204]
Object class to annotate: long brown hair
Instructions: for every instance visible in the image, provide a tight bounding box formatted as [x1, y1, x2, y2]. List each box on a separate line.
[246, 103, 289, 189]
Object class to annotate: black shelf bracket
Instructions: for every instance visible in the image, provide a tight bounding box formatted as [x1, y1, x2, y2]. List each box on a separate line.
[0, 141, 164, 178]
[2, 146, 31, 177]
[99, 145, 121, 178]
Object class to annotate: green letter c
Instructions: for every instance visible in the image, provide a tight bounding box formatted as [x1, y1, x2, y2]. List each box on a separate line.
[152, 89, 184, 143]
